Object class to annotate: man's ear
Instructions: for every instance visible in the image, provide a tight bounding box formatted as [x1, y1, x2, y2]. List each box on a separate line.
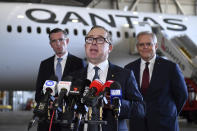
[66, 38, 69, 45]
[155, 43, 158, 50]
[109, 44, 113, 53]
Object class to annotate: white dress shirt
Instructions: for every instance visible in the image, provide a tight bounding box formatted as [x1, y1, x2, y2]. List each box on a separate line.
[54, 52, 68, 74]
[87, 60, 109, 83]
[140, 55, 156, 87]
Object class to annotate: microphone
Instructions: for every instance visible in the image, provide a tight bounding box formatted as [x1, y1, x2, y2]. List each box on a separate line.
[43, 76, 58, 96]
[57, 76, 72, 95]
[83, 79, 104, 122]
[110, 81, 122, 119]
[29, 76, 57, 130]
[67, 79, 83, 111]
[34, 77, 58, 115]
[88, 79, 104, 96]
[55, 76, 73, 110]
[75, 79, 91, 126]
[101, 80, 114, 104]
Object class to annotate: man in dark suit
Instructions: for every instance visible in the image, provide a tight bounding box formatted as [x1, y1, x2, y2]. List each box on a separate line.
[35, 28, 85, 131]
[124, 31, 188, 131]
[72, 25, 145, 131]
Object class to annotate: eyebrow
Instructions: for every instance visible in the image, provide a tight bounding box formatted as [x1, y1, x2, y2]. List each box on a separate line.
[86, 35, 105, 37]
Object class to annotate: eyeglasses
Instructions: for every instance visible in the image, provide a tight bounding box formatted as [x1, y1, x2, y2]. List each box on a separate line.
[50, 38, 66, 44]
[137, 42, 153, 48]
[85, 37, 109, 45]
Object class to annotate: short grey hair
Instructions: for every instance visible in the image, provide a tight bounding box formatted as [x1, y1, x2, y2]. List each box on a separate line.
[136, 31, 157, 44]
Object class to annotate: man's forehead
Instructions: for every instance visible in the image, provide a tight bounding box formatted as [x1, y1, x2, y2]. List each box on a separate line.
[138, 34, 152, 40]
[87, 28, 107, 36]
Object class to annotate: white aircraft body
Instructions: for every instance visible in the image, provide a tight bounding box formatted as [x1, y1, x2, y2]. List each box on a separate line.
[0, 2, 197, 90]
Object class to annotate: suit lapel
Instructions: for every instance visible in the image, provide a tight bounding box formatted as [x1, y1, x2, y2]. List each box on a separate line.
[62, 53, 72, 78]
[106, 62, 118, 81]
[50, 55, 55, 76]
[135, 59, 141, 88]
[81, 66, 88, 79]
[149, 56, 160, 88]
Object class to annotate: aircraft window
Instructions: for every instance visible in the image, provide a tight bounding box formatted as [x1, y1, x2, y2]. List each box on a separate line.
[109, 31, 112, 37]
[27, 26, 31, 33]
[82, 29, 86, 36]
[133, 32, 136, 37]
[74, 29, 78, 36]
[125, 32, 129, 38]
[7, 25, 12, 32]
[65, 28, 69, 35]
[17, 26, 22, 33]
[37, 27, 41, 34]
[46, 27, 50, 34]
[117, 31, 121, 38]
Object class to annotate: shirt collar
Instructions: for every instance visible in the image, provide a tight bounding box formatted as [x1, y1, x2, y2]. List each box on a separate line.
[88, 60, 109, 72]
[55, 52, 68, 60]
[141, 54, 156, 65]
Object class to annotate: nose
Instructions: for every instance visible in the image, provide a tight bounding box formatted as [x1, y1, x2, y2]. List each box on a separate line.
[56, 40, 61, 46]
[92, 38, 97, 45]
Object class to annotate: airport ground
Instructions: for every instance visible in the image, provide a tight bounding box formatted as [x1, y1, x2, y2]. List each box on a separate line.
[0, 111, 197, 131]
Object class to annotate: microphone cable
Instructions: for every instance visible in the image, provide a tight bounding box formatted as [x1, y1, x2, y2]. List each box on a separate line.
[49, 110, 55, 131]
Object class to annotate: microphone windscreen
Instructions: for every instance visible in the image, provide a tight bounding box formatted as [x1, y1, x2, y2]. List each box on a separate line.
[84, 79, 91, 87]
[102, 80, 114, 92]
[110, 81, 121, 90]
[110, 81, 122, 104]
[70, 79, 83, 94]
[89, 79, 103, 96]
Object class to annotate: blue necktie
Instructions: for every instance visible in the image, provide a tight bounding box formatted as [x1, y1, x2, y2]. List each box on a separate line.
[93, 66, 100, 80]
[56, 58, 63, 81]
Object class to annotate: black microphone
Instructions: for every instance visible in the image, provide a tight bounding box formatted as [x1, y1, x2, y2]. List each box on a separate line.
[110, 81, 122, 119]
[67, 79, 83, 111]
[55, 76, 73, 111]
[34, 76, 58, 117]
[29, 76, 58, 130]
[83, 79, 103, 107]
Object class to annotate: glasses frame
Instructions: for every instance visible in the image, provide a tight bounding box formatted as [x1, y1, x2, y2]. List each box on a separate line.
[85, 36, 109, 45]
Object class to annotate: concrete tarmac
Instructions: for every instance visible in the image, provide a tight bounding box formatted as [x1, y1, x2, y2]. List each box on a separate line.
[0, 111, 197, 131]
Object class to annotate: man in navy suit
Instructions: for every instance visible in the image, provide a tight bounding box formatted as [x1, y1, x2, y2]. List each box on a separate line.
[124, 31, 188, 131]
[35, 28, 85, 131]
[72, 25, 145, 131]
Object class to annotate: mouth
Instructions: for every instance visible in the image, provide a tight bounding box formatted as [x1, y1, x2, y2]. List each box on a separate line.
[90, 48, 98, 53]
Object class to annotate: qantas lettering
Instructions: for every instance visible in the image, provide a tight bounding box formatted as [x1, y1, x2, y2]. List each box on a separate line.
[26, 8, 187, 32]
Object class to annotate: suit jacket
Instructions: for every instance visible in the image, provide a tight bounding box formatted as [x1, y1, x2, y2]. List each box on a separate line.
[124, 56, 188, 131]
[35, 53, 85, 103]
[71, 62, 144, 131]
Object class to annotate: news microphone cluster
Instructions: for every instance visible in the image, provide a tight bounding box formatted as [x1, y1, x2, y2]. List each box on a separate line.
[28, 76, 90, 130]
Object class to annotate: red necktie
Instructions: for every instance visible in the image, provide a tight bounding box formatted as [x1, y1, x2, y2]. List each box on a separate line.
[141, 62, 150, 95]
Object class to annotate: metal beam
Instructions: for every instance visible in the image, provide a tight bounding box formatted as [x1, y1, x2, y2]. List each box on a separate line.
[195, 0, 197, 15]
[128, 0, 141, 11]
[115, 0, 119, 10]
[173, 0, 185, 15]
[157, 0, 163, 13]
